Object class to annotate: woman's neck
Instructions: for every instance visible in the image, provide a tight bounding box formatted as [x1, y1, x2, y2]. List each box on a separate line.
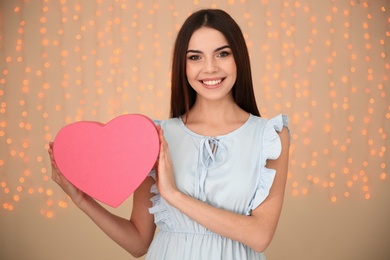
[183, 98, 249, 136]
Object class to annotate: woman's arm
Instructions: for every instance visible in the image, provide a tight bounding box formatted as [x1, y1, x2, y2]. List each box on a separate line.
[48, 143, 156, 257]
[156, 126, 290, 253]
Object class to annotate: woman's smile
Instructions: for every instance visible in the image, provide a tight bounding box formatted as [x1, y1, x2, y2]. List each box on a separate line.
[200, 78, 225, 88]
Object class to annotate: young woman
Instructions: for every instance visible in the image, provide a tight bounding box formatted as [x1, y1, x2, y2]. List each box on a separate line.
[49, 9, 290, 260]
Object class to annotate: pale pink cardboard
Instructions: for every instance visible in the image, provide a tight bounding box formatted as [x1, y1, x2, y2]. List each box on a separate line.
[53, 114, 159, 207]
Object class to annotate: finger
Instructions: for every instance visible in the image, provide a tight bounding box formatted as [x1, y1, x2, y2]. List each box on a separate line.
[158, 127, 164, 142]
[48, 147, 60, 174]
[158, 128, 167, 153]
[49, 142, 54, 153]
[159, 129, 168, 148]
[48, 148, 56, 165]
[48, 143, 54, 158]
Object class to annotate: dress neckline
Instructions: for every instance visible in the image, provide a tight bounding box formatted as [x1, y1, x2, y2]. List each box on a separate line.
[178, 113, 254, 139]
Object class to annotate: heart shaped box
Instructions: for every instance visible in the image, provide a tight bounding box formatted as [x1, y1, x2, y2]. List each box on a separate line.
[53, 114, 159, 208]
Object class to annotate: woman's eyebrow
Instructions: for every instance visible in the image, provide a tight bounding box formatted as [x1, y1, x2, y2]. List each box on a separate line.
[186, 49, 202, 54]
[186, 45, 231, 54]
[215, 45, 231, 52]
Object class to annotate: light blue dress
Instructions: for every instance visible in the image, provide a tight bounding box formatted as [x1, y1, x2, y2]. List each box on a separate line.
[146, 114, 289, 260]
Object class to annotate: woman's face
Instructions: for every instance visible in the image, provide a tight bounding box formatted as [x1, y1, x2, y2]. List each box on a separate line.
[186, 27, 237, 102]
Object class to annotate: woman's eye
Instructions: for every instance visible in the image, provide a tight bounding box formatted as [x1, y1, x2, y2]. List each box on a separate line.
[217, 51, 230, 58]
[188, 55, 201, 60]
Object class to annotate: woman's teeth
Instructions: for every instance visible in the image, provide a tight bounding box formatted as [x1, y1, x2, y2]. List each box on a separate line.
[202, 79, 222, 86]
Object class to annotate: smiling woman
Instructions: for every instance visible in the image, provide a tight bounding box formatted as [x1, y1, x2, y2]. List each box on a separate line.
[144, 10, 290, 259]
[48, 8, 290, 260]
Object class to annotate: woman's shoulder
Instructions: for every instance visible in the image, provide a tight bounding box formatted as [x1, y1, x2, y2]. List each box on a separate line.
[248, 114, 290, 143]
[152, 117, 180, 126]
[250, 114, 289, 130]
[250, 113, 288, 124]
[152, 117, 184, 134]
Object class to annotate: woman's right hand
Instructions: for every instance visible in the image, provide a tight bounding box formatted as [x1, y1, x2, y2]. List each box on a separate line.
[48, 142, 87, 206]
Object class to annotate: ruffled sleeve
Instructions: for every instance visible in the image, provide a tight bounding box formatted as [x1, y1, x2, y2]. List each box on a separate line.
[148, 167, 175, 229]
[246, 114, 289, 215]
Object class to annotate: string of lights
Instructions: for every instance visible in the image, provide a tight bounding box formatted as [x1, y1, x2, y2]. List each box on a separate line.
[0, 0, 389, 218]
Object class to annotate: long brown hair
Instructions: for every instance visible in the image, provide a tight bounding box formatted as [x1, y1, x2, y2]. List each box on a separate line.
[170, 9, 260, 118]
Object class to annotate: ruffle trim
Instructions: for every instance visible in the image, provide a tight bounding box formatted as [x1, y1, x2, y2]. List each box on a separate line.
[147, 169, 175, 229]
[246, 114, 289, 215]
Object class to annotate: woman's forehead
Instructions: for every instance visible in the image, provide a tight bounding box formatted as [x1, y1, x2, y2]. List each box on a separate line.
[187, 27, 229, 50]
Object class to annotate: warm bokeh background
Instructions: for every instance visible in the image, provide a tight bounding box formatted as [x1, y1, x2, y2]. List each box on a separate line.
[1, 0, 389, 259]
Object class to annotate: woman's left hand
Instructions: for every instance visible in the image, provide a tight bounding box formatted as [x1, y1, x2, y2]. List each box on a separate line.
[155, 125, 178, 201]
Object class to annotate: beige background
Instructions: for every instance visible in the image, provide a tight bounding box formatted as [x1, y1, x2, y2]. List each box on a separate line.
[1, 0, 389, 259]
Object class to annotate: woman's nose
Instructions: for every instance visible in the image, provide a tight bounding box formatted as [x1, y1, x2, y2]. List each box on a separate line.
[203, 58, 218, 73]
